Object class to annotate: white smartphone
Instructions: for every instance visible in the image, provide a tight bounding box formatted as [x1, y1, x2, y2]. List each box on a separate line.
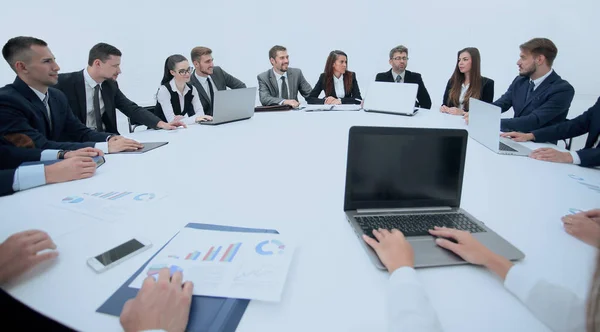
[87, 238, 152, 273]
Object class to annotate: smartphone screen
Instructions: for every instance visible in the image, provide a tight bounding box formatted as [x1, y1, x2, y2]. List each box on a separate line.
[95, 239, 145, 266]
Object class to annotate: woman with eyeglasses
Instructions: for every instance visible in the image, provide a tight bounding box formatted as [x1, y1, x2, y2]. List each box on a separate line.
[155, 54, 211, 124]
[440, 47, 494, 116]
[307, 50, 362, 105]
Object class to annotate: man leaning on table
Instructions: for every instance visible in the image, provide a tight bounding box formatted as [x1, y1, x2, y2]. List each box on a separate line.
[502, 96, 600, 167]
[0, 36, 143, 153]
[257, 45, 312, 108]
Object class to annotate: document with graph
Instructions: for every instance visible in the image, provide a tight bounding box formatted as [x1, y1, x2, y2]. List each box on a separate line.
[129, 227, 295, 302]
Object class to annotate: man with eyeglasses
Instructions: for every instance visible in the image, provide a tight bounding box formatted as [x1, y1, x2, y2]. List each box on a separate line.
[375, 45, 432, 109]
[55, 43, 185, 134]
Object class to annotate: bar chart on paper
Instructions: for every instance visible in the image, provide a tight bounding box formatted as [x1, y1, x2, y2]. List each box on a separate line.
[177, 243, 242, 263]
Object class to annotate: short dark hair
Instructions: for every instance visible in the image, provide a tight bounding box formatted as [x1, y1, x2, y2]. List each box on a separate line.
[190, 47, 212, 62]
[2, 36, 47, 72]
[389, 45, 408, 59]
[88, 43, 122, 66]
[269, 45, 287, 60]
[520, 38, 558, 66]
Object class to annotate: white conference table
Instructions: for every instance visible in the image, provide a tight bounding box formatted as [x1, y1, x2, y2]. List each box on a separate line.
[1, 109, 599, 332]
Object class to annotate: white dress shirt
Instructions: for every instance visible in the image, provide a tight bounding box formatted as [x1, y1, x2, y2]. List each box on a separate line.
[12, 150, 60, 192]
[458, 83, 470, 110]
[83, 68, 106, 130]
[389, 264, 586, 332]
[333, 74, 345, 99]
[194, 73, 215, 101]
[392, 70, 406, 83]
[530, 68, 554, 91]
[273, 69, 291, 102]
[156, 79, 205, 124]
[29, 86, 109, 153]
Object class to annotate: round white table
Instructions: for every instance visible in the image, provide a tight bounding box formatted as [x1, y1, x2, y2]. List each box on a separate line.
[1, 110, 599, 332]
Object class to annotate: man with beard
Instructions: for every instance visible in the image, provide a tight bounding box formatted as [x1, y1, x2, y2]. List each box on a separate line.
[189, 46, 246, 116]
[257, 45, 312, 107]
[466, 38, 574, 134]
[55, 43, 185, 134]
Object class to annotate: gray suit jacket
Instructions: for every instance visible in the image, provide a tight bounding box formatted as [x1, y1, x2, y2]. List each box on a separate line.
[257, 68, 312, 106]
[190, 66, 246, 116]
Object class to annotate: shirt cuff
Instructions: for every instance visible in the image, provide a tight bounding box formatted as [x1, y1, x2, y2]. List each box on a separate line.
[13, 165, 47, 192]
[389, 266, 421, 284]
[95, 142, 109, 154]
[40, 149, 60, 161]
[504, 264, 537, 303]
[570, 151, 581, 165]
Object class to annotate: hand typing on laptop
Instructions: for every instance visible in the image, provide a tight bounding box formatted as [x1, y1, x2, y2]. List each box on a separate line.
[362, 229, 414, 273]
[108, 136, 144, 153]
[501, 132, 574, 163]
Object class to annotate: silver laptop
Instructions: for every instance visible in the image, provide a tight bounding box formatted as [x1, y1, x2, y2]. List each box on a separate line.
[469, 98, 531, 156]
[363, 81, 419, 116]
[200, 87, 256, 125]
[343, 126, 524, 269]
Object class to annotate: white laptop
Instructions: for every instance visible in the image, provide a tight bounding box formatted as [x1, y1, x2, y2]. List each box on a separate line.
[363, 82, 419, 116]
[469, 98, 531, 156]
[200, 87, 256, 125]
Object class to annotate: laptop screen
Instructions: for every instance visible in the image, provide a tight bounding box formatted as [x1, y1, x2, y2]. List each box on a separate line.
[343, 127, 468, 210]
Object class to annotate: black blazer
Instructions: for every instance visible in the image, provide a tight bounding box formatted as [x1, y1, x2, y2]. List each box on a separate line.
[494, 71, 574, 133]
[0, 143, 43, 197]
[0, 77, 110, 150]
[55, 70, 161, 134]
[442, 76, 494, 111]
[375, 69, 432, 109]
[307, 72, 362, 105]
[532, 96, 600, 167]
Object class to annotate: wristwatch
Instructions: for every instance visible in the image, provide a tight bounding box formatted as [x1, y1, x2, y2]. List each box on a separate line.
[57, 150, 67, 159]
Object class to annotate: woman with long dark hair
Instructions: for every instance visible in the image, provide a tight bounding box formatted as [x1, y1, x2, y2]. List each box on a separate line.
[307, 50, 362, 105]
[155, 54, 211, 124]
[440, 47, 494, 115]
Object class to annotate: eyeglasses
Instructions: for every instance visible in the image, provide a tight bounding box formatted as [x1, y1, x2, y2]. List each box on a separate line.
[392, 56, 409, 61]
[176, 67, 193, 75]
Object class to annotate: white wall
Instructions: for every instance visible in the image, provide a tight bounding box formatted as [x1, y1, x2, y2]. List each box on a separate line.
[0, 0, 598, 145]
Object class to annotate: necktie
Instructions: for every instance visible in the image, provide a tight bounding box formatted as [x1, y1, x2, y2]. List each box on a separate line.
[395, 75, 402, 83]
[525, 80, 535, 102]
[207, 77, 215, 114]
[42, 93, 52, 130]
[93, 84, 103, 132]
[281, 76, 289, 99]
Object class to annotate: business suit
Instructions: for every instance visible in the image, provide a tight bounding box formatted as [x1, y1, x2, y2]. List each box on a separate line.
[532, 97, 600, 167]
[0, 77, 111, 150]
[257, 68, 312, 106]
[55, 70, 161, 134]
[494, 70, 574, 132]
[442, 76, 494, 110]
[307, 72, 362, 105]
[375, 69, 432, 109]
[189, 66, 247, 116]
[0, 143, 43, 197]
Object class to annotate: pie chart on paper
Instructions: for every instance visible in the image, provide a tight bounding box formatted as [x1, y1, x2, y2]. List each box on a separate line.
[62, 196, 84, 204]
[134, 193, 156, 201]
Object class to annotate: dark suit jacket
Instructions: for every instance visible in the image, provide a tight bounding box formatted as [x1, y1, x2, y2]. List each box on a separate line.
[0, 143, 43, 196]
[494, 71, 575, 132]
[532, 97, 600, 167]
[307, 72, 362, 104]
[0, 77, 111, 150]
[442, 76, 494, 110]
[55, 70, 161, 134]
[189, 66, 247, 116]
[375, 69, 432, 109]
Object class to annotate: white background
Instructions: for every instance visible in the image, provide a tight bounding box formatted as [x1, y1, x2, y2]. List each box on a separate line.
[0, 0, 598, 147]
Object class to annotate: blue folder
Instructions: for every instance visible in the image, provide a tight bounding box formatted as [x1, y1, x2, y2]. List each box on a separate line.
[96, 223, 279, 332]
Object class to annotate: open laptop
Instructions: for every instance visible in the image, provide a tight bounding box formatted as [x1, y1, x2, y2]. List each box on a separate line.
[363, 82, 419, 116]
[200, 87, 256, 125]
[469, 98, 531, 156]
[343, 126, 524, 269]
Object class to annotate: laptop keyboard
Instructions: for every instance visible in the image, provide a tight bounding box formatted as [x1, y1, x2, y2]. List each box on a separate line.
[355, 213, 486, 238]
[499, 142, 517, 152]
